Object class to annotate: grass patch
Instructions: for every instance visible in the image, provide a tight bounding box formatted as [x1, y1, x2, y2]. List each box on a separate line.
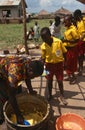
[0, 19, 65, 51]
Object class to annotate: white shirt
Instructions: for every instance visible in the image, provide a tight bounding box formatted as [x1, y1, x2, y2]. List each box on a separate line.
[52, 22, 61, 38]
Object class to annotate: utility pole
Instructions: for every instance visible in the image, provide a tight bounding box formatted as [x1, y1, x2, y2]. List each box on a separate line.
[22, 0, 29, 54]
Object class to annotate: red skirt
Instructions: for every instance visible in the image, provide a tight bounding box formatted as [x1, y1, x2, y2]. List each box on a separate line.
[45, 62, 63, 81]
[65, 46, 78, 75]
[77, 41, 85, 56]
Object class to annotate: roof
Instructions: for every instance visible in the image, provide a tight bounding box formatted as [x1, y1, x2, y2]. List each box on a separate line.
[83, 10, 85, 13]
[77, 0, 85, 4]
[38, 9, 49, 16]
[55, 7, 72, 15]
[0, 0, 27, 7]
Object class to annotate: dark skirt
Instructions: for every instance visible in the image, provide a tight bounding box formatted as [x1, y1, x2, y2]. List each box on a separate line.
[77, 41, 85, 56]
[65, 46, 78, 75]
[45, 62, 63, 81]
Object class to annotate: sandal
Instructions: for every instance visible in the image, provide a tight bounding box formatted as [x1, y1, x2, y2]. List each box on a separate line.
[29, 90, 37, 95]
[59, 96, 68, 105]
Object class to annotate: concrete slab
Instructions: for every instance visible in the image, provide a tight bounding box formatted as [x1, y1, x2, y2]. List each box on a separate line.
[1, 72, 85, 130]
[30, 74, 85, 118]
[0, 49, 85, 130]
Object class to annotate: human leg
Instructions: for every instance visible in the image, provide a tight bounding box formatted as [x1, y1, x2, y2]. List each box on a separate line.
[65, 47, 78, 83]
[77, 41, 85, 76]
[55, 62, 68, 105]
[78, 54, 84, 76]
[45, 63, 54, 101]
[0, 101, 5, 124]
[57, 80, 64, 96]
[0, 79, 8, 124]
[47, 79, 53, 100]
[58, 80, 68, 105]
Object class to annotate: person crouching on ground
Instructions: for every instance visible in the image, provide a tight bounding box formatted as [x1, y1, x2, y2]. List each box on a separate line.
[0, 56, 44, 125]
[40, 27, 68, 105]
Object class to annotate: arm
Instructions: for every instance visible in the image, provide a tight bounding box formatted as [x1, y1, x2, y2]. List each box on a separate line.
[25, 78, 33, 93]
[25, 77, 37, 94]
[40, 46, 46, 64]
[25, 60, 44, 94]
[62, 28, 79, 44]
[40, 56, 45, 64]
[62, 39, 79, 44]
[7, 86, 24, 124]
[63, 52, 67, 61]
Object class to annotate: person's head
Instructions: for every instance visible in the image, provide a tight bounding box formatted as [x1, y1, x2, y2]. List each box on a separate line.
[27, 60, 44, 79]
[63, 15, 72, 27]
[35, 21, 38, 25]
[54, 16, 61, 26]
[73, 9, 82, 21]
[40, 27, 52, 44]
[49, 20, 53, 25]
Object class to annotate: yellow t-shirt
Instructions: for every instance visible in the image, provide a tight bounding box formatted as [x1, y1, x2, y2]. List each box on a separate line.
[63, 25, 79, 47]
[40, 37, 67, 63]
[77, 17, 85, 41]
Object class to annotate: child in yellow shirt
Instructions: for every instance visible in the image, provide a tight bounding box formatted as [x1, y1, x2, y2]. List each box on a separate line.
[62, 15, 79, 84]
[40, 27, 68, 105]
[74, 9, 85, 76]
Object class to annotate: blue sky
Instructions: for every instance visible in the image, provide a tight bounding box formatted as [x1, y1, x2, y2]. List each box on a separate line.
[25, 0, 85, 13]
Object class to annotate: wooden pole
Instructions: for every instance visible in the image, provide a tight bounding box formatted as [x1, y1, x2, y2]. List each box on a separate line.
[22, 0, 29, 54]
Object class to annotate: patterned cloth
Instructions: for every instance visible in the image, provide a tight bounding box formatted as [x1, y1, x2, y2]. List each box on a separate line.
[0, 55, 30, 88]
[0, 55, 44, 122]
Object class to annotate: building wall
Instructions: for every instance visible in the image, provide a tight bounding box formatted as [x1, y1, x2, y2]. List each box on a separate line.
[0, 4, 22, 18]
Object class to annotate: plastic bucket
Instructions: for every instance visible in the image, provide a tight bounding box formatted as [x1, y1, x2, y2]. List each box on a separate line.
[55, 113, 85, 130]
[3, 92, 51, 130]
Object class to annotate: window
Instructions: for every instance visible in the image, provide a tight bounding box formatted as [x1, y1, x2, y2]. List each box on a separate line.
[2, 10, 11, 17]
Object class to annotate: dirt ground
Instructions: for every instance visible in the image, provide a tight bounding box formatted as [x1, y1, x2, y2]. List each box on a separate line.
[0, 48, 85, 130]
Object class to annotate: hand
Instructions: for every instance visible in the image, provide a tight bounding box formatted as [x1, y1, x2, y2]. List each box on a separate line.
[80, 33, 85, 41]
[16, 114, 24, 125]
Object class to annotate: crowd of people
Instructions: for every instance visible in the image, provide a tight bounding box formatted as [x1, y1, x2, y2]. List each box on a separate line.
[0, 9, 85, 126]
[40, 9, 85, 104]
